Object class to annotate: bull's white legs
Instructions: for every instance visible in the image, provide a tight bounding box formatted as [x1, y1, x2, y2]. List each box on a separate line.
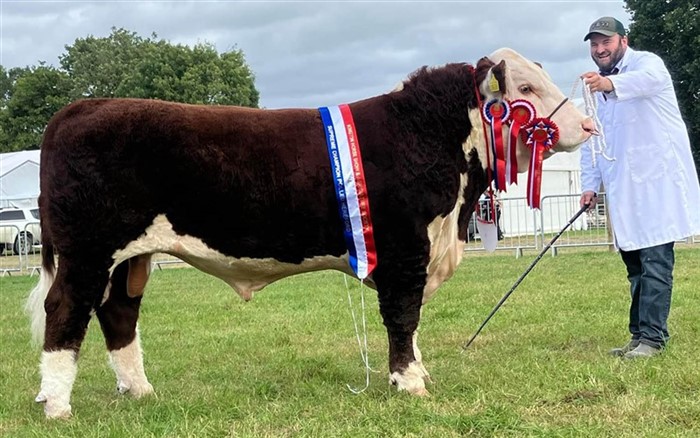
[390, 362, 430, 396]
[108, 328, 154, 398]
[36, 350, 78, 419]
[389, 330, 431, 396]
[412, 331, 431, 383]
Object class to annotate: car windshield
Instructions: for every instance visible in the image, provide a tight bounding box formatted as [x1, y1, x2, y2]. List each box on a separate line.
[30, 209, 40, 220]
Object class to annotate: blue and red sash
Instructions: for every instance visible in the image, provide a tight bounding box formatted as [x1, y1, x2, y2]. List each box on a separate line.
[319, 104, 377, 279]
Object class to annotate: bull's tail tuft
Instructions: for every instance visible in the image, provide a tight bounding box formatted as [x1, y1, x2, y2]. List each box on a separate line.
[25, 241, 56, 347]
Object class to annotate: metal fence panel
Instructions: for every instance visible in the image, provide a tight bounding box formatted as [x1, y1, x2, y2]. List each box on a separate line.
[0, 224, 23, 275]
[539, 193, 613, 252]
[465, 197, 538, 255]
[22, 221, 43, 274]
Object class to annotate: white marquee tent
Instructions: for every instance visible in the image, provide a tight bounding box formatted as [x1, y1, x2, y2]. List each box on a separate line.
[0, 150, 41, 208]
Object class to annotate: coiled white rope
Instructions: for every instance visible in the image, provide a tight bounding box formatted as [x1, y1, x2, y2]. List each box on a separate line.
[343, 274, 377, 394]
[570, 78, 615, 167]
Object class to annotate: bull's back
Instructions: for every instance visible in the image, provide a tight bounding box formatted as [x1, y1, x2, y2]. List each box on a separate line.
[39, 98, 346, 262]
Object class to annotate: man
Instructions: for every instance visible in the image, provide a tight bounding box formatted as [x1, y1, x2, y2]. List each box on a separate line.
[579, 17, 700, 359]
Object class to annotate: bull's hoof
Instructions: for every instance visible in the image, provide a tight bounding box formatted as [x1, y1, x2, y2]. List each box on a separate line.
[117, 380, 154, 398]
[36, 391, 72, 419]
[40, 399, 72, 419]
[389, 361, 431, 396]
[131, 382, 155, 398]
[412, 387, 431, 397]
[45, 404, 72, 420]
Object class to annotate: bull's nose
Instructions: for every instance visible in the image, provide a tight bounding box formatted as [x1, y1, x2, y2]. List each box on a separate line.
[582, 117, 596, 137]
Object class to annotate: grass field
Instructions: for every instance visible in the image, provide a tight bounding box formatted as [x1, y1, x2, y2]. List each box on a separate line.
[1, 247, 699, 437]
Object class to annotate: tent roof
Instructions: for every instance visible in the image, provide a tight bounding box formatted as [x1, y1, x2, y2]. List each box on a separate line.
[0, 150, 40, 178]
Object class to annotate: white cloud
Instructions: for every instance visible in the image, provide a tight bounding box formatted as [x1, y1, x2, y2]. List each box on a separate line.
[0, 0, 631, 108]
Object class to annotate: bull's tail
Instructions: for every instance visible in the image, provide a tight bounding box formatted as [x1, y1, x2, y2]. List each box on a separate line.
[25, 240, 56, 347]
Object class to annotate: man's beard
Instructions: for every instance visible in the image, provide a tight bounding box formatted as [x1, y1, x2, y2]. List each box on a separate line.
[593, 44, 625, 72]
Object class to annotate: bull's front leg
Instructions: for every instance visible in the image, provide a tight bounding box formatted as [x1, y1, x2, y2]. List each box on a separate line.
[375, 262, 431, 396]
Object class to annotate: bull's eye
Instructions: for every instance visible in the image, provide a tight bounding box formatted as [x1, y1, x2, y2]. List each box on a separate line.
[519, 85, 532, 94]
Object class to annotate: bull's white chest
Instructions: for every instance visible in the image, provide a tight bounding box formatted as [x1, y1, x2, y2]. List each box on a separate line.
[111, 215, 352, 300]
[422, 177, 467, 304]
[422, 108, 486, 303]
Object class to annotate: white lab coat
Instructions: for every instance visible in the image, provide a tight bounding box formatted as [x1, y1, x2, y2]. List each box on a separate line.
[581, 48, 700, 251]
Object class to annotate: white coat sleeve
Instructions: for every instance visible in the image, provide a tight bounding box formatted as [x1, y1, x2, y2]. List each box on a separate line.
[579, 139, 601, 194]
[609, 53, 670, 101]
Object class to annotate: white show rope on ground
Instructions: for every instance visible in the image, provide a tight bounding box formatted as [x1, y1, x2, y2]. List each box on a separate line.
[343, 274, 378, 394]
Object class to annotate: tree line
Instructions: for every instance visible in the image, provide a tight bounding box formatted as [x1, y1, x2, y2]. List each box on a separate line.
[0, 28, 259, 152]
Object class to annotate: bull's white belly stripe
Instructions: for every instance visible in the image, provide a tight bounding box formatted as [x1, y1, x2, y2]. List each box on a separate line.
[111, 215, 353, 300]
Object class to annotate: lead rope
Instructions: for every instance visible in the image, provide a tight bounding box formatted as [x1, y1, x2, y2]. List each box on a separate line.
[570, 78, 615, 167]
[470, 66, 498, 220]
[344, 274, 376, 394]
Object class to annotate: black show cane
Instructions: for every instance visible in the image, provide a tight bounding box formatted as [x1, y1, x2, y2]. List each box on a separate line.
[462, 203, 590, 350]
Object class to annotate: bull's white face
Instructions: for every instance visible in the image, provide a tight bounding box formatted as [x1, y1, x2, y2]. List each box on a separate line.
[483, 48, 593, 172]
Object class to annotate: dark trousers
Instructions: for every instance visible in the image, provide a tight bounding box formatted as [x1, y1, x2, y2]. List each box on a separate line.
[619, 242, 675, 348]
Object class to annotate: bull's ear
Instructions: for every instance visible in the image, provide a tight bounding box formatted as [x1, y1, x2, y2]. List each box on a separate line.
[475, 57, 495, 93]
[490, 60, 507, 95]
[477, 59, 507, 98]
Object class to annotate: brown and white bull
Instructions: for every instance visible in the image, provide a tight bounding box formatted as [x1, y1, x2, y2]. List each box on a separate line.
[27, 48, 594, 418]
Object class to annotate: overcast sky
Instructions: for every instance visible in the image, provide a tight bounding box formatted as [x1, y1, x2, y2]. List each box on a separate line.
[1, 0, 630, 109]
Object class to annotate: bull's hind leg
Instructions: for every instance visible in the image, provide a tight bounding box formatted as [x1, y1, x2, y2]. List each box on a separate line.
[374, 259, 431, 396]
[37, 257, 111, 419]
[96, 255, 154, 398]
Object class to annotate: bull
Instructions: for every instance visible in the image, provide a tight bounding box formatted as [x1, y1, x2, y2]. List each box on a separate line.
[27, 48, 594, 418]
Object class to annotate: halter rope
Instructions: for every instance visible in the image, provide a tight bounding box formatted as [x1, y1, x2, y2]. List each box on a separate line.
[570, 78, 614, 167]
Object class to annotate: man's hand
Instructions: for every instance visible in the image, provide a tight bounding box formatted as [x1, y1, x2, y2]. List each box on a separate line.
[582, 72, 614, 93]
[580, 191, 598, 211]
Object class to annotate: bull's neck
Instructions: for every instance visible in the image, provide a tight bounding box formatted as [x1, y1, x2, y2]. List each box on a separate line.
[390, 64, 479, 148]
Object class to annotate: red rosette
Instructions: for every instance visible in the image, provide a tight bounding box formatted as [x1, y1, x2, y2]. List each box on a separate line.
[509, 99, 536, 126]
[522, 118, 560, 149]
[481, 98, 511, 125]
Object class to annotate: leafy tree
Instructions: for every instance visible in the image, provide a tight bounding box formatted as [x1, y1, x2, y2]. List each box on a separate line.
[0, 65, 72, 151]
[0, 27, 259, 152]
[625, 0, 700, 173]
[59, 27, 259, 106]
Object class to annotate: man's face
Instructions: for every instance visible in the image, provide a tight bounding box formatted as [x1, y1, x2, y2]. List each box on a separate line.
[589, 34, 628, 72]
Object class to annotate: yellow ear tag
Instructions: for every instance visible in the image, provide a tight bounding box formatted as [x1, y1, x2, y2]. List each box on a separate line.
[489, 75, 500, 93]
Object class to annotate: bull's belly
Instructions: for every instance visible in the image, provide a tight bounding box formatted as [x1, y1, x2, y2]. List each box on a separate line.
[111, 214, 354, 300]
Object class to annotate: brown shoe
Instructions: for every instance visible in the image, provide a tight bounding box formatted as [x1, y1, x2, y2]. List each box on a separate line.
[623, 343, 662, 359]
[609, 340, 640, 357]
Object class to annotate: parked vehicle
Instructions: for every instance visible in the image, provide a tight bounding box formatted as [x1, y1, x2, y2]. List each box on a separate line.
[0, 207, 41, 255]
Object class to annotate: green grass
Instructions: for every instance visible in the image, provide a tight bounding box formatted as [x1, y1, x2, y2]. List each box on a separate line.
[1, 247, 699, 437]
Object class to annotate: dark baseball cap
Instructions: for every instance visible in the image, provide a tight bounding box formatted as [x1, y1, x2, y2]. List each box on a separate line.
[584, 16, 626, 41]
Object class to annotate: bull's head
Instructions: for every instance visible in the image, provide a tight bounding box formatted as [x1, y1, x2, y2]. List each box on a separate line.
[475, 48, 594, 173]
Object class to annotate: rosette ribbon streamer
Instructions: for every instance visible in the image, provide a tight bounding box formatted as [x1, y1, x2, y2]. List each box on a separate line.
[522, 118, 560, 209]
[506, 100, 536, 186]
[481, 98, 511, 191]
